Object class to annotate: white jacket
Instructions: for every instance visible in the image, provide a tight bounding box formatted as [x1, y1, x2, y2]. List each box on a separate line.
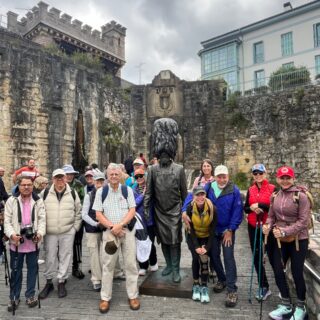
[4, 194, 46, 244]
[42, 184, 82, 235]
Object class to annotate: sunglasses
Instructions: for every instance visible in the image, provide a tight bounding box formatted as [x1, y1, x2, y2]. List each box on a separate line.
[252, 171, 264, 176]
[134, 174, 144, 179]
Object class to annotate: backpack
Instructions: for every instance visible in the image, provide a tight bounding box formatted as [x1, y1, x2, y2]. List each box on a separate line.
[271, 185, 314, 249]
[101, 185, 128, 203]
[43, 187, 76, 201]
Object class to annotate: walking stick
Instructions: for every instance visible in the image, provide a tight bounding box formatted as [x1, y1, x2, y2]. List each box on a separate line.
[248, 220, 258, 304]
[34, 234, 41, 309]
[275, 229, 294, 319]
[258, 221, 267, 320]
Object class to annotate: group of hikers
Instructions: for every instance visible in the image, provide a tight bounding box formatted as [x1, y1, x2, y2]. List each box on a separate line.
[0, 155, 312, 320]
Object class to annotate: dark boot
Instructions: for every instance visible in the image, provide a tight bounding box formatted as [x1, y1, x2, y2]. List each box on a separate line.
[58, 282, 67, 298]
[171, 244, 181, 283]
[39, 281, 54, 300]
[161, 244, 172, 276]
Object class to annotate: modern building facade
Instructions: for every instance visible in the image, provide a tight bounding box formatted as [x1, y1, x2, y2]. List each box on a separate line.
[199, 1, 320, 93]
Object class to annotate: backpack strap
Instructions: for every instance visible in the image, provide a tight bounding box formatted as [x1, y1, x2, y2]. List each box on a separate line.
[16, 197, 35, 224]
[101, 185, 109, 203]
[121, 185, 128, 200]
[71, 189, 76, 201]
[43, 187, 50, 201]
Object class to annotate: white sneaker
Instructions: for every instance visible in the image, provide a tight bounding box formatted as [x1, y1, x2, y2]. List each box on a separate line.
[150, 263, 158, 272]
[138, 269, 147, 276]
[38, 259, 45, 265]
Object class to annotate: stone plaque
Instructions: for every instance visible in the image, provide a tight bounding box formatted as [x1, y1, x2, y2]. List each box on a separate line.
[139, 268, 193, 299]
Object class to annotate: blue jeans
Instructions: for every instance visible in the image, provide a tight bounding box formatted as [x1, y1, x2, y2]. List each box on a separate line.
[210, 232, 238, 293]
[10, 250, 38, 300]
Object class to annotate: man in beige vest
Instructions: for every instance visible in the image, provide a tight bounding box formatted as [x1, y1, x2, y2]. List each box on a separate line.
[39, 169, 82, 299]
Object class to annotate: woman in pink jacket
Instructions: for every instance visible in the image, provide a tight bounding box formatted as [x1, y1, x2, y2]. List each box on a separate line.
[263, 166, 310, 320]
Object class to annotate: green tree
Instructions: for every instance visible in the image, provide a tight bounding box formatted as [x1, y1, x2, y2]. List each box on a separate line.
[268, 65, 310, 91]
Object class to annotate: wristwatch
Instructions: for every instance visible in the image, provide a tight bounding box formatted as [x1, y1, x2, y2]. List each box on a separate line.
[281, 230, 286, 238]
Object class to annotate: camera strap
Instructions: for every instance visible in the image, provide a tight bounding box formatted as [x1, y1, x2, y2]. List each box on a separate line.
[16, 198, 35, 225]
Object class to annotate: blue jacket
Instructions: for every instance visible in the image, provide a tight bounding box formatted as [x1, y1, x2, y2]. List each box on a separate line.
[133, 185, 155, 227]
[182, 181, 243, 234]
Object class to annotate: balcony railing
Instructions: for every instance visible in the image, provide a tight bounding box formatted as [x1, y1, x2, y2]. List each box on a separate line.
[227, 66, 318, 97]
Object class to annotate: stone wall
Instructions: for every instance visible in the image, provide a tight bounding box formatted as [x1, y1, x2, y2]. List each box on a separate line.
[0, 29, 130, 189]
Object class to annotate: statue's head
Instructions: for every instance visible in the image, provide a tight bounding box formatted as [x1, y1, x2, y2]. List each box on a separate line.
[152, 118, 178, 160]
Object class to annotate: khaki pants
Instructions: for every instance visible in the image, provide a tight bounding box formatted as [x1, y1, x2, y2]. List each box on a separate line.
[44, 228, 76, 282]
[86, 232, 103, 285]
[101, 229, 138, 301]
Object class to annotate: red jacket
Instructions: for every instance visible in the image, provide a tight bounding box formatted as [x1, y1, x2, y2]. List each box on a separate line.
[244, 179, 275, 227]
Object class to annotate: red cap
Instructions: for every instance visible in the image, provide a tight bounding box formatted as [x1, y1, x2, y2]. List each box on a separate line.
[276, 166, 295, 178]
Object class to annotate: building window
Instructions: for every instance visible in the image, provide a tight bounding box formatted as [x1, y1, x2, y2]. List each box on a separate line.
[282, 62, 294, 69]
[281, 32, 293, 56]
[254, 70, 265, 88]
[201, 43, 237, 76]
[314, 23, 320, 47]
[315, 55, 320, 75]
[253, 42, 264, 64]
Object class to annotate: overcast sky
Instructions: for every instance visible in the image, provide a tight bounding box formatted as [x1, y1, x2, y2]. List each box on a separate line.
[0, 0, 309, 84]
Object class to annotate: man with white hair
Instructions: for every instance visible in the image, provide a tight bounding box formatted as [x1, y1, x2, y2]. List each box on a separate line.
[182, 165, 243, 308]
[93, 163, 139, 313]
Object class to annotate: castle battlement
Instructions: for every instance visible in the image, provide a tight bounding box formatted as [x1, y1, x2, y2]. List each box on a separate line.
[6, 1, 126, 75]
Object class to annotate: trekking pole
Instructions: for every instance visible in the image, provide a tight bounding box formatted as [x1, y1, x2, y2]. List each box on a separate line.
[12, 242, 19, 316]
[248, 220, 259, 304]
[258, 217, 264, 320]
[34, 233, 41, 309]
[275, 228, 294, 319]
[2, 234, 10, 286]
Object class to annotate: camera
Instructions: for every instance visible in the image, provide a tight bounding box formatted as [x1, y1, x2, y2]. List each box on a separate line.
[20, 224, 34, 240]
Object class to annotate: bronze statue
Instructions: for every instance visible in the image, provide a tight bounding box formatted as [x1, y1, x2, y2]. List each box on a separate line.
[144, 118, 187, 283]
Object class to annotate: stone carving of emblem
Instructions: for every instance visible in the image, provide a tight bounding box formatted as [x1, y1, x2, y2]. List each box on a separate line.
[157, 87, 174, 113]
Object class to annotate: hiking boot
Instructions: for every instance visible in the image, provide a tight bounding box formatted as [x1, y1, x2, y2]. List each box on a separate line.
[200, 286, 210, 303]
[58, 282, 67, 298]
[128, 298, 140, 310]
[72, 268, 85, 279]
[93, 283, 101, 292]
[39, 282, 54, 299]
[192, 284, 201, 301]
[255, 287, 272, 301]
[269, 304, 293, 320]
[225, 292, 238, 308]
[7, 300, 20, 312]
[26, 296, 38, 308]
[289, 306, 307, 320]
[213, 281, 226, 293]
[150, 263, 159, 272]
[138, 269, 147, 276]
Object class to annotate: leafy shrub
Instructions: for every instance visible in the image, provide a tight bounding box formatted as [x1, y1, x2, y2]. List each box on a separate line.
[232, 172, 250, 190]
[71, 51, 103, 70]
[268, 65, 310, 91]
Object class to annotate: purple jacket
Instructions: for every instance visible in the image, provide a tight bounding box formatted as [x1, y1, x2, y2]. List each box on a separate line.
[266, 185, 310, 240]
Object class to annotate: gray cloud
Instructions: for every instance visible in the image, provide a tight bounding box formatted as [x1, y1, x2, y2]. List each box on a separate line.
[0, 0, 308, 83]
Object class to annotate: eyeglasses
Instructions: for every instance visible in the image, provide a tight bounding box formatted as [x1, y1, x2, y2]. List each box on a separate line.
[134, 174, 144, 179]
[20, 184, 33, 187]
[252, 171, 264, 176]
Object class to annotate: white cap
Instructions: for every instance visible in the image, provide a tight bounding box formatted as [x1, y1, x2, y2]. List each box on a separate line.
[214, 165, 228, 176]
[52, 169, 66, 177]
[133, 158, 144, 166]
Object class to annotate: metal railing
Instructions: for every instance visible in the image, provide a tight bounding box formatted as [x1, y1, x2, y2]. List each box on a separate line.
[227, 66, 319, 97]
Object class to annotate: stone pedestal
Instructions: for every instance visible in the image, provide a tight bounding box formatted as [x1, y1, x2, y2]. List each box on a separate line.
[139, 268, 193, 299]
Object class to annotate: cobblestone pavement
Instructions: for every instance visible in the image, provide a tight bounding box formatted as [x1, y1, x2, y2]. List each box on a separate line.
[0, 222, 282, 320]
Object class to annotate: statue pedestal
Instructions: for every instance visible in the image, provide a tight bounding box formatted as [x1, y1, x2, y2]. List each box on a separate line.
[139, 268, 193, 299]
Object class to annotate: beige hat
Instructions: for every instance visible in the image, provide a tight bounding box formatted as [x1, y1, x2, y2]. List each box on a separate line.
[214, 165, 228, 176]
[52, 169, 66, 178]
[104, 232, 120, 255]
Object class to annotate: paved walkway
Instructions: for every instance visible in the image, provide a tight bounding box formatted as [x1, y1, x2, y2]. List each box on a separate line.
[0, 223, 282, 320]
